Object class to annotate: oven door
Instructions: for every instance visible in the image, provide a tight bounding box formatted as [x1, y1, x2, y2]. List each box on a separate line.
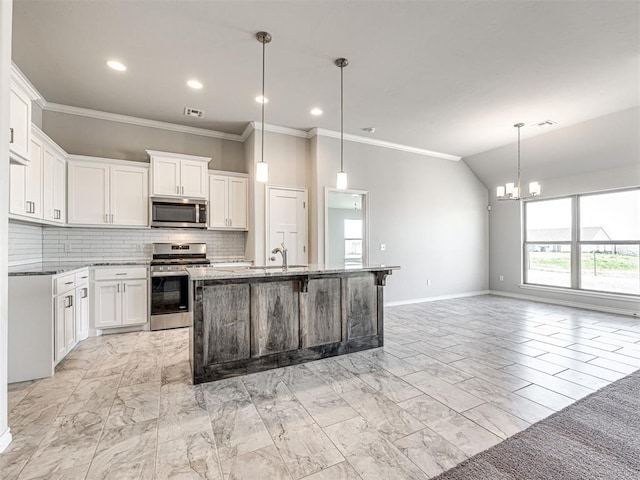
[151, 273, 189, 316]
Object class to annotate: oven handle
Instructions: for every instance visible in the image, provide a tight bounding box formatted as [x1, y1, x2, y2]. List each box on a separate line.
[151, 271, 190, 278]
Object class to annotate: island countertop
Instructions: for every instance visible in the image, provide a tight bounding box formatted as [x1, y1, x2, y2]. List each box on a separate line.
[187, 264, 400, 281]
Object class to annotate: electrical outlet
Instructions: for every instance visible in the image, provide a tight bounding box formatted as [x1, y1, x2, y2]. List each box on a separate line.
[64, 242, 72, 253]
[427, 279, 431, 286]
[499, 275, 504, 282]
[379, 243, 386, 251]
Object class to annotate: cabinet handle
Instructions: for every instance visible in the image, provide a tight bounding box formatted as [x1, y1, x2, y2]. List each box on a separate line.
[65, 281, 73, 285]
[181, 186, 184, 195]
[9, 127, 14, 144]
[123, 284, 126, 293]
[230, 218, 232, 227]
[81, 287, 88, 298]
[54, 209, 60, 219]
[176, 185, 179, 194]
[117, 284, 120, 293]
[104, 213, 108, 223]
[110, 214, 114, 223]
[115, 273, 127, 276]
[65, 295, 73, 308]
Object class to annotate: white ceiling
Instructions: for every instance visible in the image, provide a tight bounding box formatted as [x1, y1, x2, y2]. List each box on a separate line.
[11, 0, 640, 158]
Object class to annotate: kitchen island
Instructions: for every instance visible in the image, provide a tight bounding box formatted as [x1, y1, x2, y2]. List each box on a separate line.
[187, 264, 398, 384]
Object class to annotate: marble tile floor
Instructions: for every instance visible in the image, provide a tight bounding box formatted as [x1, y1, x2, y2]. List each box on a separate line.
[3, 294, 640, 479]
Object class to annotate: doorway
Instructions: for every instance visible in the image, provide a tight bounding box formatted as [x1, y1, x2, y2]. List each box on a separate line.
[325, 189, 368, 267]
[266, 186, 308, 265]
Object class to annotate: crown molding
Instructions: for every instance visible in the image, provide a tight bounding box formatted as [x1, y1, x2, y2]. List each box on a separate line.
[42, 102, 244, 142]
[11, 62, 42, 102]
[145, 149, 211, 163]
[242, 121, 309, 141]
[67, 153, 151, 168]
[309, 128, 461, 161]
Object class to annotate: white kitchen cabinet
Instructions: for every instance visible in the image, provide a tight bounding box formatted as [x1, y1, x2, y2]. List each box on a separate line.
[68, 157, 148, 226]
[42, 140, 66, 223]
[93, 267, 148, 329]
[9, 66, 40, 165]
[148, 150, 210, 199]
[75, 269, 90, 341]
[9, 134, 43, 218]
[208, 172, 248, 230]
[54, 291, 76, 359]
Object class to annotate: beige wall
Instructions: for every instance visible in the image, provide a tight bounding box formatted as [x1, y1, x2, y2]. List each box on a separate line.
[41, 110, 245, 171]
[311, 135, 489, 303]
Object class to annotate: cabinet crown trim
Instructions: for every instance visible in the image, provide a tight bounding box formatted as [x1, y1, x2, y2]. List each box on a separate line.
[32, 124, 67, 159]
[208, 170, 249, 178]
[11, 63, 42, 101]
[146, 150, 211, 163]
[67, 154, 150, 169]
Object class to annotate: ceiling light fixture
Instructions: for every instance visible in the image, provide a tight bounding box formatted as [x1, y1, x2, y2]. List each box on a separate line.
[106, 60, 127, 72]
[255, 31, 272, 183]
[497, 123, 541, 200]
[310, 107, 323, 116]
[335, 57, 349, 190]
[187, 79, 203, 89]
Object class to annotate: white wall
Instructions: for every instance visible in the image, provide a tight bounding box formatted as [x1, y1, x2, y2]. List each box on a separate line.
[1, 0, 13, 453]
[312, 135, 489, 303]
[464, 108, 640, 314]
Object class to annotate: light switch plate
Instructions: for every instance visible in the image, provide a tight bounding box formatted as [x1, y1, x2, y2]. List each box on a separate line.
[379, 243, 386, 251]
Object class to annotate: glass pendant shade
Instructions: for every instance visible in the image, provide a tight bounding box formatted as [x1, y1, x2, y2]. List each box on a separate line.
[529, 181, 541, 196]
[336, 171, 348, 190]
[256, 161, 269, 183]
[496, 186, 505, 197]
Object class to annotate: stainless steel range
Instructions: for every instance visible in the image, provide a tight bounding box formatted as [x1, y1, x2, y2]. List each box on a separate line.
[150, 243, 210, 331]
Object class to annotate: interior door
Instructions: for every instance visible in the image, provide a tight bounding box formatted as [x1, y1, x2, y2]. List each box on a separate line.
[267, 187, 308, 265]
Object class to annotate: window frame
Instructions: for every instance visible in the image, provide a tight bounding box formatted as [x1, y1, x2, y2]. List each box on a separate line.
[523, 187, 640, 297]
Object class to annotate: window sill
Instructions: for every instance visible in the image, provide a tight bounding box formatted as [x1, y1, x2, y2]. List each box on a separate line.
[519, 284, 640, 303]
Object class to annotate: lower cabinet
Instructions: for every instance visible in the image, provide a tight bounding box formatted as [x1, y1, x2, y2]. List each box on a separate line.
[54, 290, 76, 364]
[93, 267, 148, 329]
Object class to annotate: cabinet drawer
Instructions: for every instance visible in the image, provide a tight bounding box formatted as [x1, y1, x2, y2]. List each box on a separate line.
[75, 269, 89, 286]
[54, 274, 76, 295]
[94, 267, 148, 281]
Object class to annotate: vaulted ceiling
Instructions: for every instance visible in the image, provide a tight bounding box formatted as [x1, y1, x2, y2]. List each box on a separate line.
[11, 0, 640, 158]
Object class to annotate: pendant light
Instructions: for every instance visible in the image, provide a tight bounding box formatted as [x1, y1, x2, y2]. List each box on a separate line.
[255, 31, 272, 183]
[497, 122, 541, 200]
[335, 58, 349, 190]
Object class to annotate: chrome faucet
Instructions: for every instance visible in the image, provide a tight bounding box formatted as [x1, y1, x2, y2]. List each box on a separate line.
[271, 242, 288, 269]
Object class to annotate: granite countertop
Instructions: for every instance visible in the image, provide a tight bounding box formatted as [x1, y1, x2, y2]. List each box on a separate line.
[8, 261, 150, 276]
[187, 264, 400, 281]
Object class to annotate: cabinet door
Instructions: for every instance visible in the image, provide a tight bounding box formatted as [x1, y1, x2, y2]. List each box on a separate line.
[64, 292, 76, 352]
[43, 147, 66, 223]
[9, 85, 31, 164]
[122, 279, 148, 326]
[25, 135, 43, 218]
[9, 163, 27, 216]
[180, 159, 208, 198]
[152, 157, 180, 196]
[75, 286, 89, 341]
[229, 177, 248, 229]
[111, 165, 148, 226]
[68, 161, 110, 225]
[54, 295, 67, 364]
[94, 281, 122, 328]
[208, 175, 228, 228]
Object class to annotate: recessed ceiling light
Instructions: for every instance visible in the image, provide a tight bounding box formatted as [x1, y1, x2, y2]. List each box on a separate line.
[187, 79, 203, 89]
[362, 127, 376, 133]
[255, 95, 269, 104]
[106, 60, 127, 72]
[310, 107, 323, 116]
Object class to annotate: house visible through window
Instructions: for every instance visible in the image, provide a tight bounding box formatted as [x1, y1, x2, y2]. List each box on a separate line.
[524, 188, 640, 296]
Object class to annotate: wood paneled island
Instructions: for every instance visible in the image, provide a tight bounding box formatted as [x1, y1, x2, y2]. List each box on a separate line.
[187, 264, 398, 384]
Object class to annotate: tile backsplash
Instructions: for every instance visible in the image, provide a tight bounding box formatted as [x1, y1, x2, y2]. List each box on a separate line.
[8, 222, 43, 266]
[9, 221, 247, 264]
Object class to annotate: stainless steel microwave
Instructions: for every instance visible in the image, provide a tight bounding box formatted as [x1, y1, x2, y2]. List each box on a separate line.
[150, 197, 207, 228]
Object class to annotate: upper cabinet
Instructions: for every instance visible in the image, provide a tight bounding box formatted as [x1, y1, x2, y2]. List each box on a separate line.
[208, 171, 248, 230]
[67, 157, 149, 227]
[147, 150, 210, 199]
[9, 65, 41, 165]
[9, 126, 65, 223]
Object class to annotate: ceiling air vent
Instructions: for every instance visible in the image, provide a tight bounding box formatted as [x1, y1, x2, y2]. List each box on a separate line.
[532, 120, 557, 127]
[184, 107, 204, 118]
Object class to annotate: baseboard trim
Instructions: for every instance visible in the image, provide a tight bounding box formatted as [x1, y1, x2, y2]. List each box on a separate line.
[489, 290, 640, 318]
[0, 428, 12, 453]
[385, 290, 490, 307]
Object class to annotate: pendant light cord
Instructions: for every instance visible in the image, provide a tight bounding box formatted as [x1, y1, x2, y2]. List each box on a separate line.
[261, 37, 266, 164]
[516, 123, 521, 193]
[340, 62, 344, 173]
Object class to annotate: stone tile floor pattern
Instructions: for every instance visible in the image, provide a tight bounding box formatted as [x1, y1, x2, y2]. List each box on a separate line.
[2, 294, 640, 479]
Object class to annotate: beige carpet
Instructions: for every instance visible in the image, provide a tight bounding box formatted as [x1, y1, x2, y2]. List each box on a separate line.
[434, 369, 640, 479]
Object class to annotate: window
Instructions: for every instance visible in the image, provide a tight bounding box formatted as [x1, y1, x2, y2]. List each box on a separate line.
[524, 188, 640, 296]
[344, 219, 363, 266]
